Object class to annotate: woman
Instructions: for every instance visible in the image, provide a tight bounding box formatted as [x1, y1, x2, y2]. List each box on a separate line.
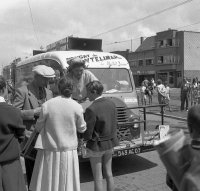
[65, 57, 98, 102]
[156, 79, 167, 113]
[29, 78, 86, 191]
[84, 81, 119, 191]
[140, 81, 147, 105]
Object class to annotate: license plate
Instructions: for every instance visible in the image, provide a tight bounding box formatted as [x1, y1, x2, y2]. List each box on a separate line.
[114, 147, 141, 157]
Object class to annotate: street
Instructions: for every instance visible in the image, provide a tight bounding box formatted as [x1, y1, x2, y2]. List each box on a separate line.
[80, 151, 171, 191]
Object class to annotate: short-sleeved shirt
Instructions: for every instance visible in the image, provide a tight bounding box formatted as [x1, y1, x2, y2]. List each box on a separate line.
[66, 70, 98, 101]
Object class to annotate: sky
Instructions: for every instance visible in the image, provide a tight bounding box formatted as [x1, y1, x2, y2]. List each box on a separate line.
[0, 0, 200, 73]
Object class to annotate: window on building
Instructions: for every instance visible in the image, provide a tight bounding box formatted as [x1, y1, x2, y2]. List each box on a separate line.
[146, 59, 153, 65]
[166, 39, 172, 46]
[129, 60, 138, 67]
[177, 71, 182, 77]
[157, 56, 164, 64]
[138, 60, 143, 66]
[158, 40, 164, 47]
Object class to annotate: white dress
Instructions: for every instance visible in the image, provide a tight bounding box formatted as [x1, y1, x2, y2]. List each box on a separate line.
[30, 149, 80, 191]
[29, 96, 86, 191]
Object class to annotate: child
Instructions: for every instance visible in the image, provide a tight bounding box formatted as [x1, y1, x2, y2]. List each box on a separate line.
[84, 81, 119, 191]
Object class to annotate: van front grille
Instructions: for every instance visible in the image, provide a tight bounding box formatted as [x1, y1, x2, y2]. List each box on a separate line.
[116, 106, 128, 123]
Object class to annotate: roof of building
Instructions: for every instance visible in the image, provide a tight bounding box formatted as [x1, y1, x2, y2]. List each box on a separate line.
[135, 36, 155, 52]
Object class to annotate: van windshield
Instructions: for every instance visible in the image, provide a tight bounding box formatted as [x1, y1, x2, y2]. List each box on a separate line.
[89, 68, 133, 93]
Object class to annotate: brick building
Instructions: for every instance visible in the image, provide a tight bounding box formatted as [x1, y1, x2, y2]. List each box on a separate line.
[126, 29, 200, 87]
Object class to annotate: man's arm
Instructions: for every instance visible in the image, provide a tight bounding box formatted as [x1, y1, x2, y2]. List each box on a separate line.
[13, 88, 39, 120]
[83, 108, 96, 140]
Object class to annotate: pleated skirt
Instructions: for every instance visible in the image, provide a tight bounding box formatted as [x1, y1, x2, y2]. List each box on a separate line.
[29, 149, 80, 191]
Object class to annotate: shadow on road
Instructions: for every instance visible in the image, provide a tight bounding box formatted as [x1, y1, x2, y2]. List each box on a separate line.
[112, 154, 157, 176]
[79, 154, 157, 183]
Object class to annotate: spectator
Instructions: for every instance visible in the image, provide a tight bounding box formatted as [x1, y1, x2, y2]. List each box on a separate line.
[143, 77, 149, 87]
[12, 65, 55, 187]
[151, 77, 156, 89]
[140, 81, 147, 105]
[164, 81, 171, 111]
[180, 78, 190, 111]
[83, 81, 119, 191]
[65, 57, 98, 102]
[0, 76, 26, 191]
[190, 78, 198, 106]
[29, 78, 86, 191]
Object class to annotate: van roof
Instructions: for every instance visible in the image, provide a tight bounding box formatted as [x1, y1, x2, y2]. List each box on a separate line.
[17, 51, 130, 69]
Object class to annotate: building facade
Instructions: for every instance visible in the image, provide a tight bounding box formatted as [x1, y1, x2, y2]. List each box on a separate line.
[127, 29, 200, 87]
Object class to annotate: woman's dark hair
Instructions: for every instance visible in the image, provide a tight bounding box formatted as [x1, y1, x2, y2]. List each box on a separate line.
[157, 79, 162, 85]
[0, 75, 6, 91]
[67, 57, 86, 73]
[58, 78, 73, 97]
[86, 80, 104, 95]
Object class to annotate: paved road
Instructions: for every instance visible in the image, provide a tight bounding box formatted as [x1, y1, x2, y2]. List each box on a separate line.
[80, 151, 171, 191]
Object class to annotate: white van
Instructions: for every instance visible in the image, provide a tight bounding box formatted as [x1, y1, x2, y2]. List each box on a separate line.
[16, 50, 165, 160]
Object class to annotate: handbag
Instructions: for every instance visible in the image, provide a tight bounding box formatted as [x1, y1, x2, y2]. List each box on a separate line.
[21, 129, 39, 161]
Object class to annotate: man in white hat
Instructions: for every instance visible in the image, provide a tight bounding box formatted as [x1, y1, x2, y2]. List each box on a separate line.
[13, 65, 55, 188]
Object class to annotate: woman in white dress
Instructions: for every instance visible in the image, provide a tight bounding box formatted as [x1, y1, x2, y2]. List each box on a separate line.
[29, 78, 86, 191]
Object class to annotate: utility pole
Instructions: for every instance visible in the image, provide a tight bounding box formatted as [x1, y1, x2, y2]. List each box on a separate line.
[131, 39, 132, 52]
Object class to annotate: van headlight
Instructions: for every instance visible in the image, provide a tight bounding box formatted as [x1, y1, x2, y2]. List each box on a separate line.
[128, 115, 139, 129]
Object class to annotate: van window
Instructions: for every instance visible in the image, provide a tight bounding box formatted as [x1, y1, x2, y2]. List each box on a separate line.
[89, 68, 133, 93]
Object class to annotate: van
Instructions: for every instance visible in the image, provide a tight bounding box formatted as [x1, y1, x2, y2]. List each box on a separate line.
[15, 50, 167, 160]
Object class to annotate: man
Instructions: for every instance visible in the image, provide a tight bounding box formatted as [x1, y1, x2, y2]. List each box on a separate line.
[180, 78, 190, 111]
[83, 81, 119, 191]
[65, 57, 97, 102]
[179, 105, 200, 191]
[158, 105, 200, 191]
[13, 65, 55, 187]
[0, 76, 26, 191]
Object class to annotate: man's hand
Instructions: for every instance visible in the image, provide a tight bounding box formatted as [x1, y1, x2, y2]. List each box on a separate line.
[33, 107, 41, 117]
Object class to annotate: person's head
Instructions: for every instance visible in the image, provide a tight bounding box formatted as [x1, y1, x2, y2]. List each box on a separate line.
[157, 79, 162, 85]
[192, 78, 197, 84]
[32, 65, 55, 87]
[141, 81, 145, 86]
[183, 78, 187, 84]
[0, 76, 7, 97]
[164, 81, 168, 86]
[187, 105, 200, 139]
[67, 57, 86, 80]
[86, 80, 104, 101]
[58, 78, 73, 98]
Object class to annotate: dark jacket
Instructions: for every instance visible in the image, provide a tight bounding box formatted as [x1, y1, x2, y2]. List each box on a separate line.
[0, 102, 25, 163]
[83, 97, 119, 152]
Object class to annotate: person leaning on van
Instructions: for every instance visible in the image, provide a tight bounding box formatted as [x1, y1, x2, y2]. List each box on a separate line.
[12, 65, 55, 188]
[65, 57, 98, 102]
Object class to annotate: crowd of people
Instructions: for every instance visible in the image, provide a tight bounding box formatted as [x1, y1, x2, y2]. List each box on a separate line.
[139, 77, 171, 112]
[0, 58, 118, 191]
[139, 76, 200, 113]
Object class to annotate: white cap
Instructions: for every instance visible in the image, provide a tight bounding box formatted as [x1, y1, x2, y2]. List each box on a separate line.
[32, 65, 55, 78]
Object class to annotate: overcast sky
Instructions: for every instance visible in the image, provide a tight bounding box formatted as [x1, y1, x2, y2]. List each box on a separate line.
[0, 0, 200, 72]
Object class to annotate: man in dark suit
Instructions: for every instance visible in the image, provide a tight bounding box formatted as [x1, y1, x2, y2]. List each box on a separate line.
[0, 75, 26, 191]
[84, 80, 118, 191]
[13, 65, 55, 187]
